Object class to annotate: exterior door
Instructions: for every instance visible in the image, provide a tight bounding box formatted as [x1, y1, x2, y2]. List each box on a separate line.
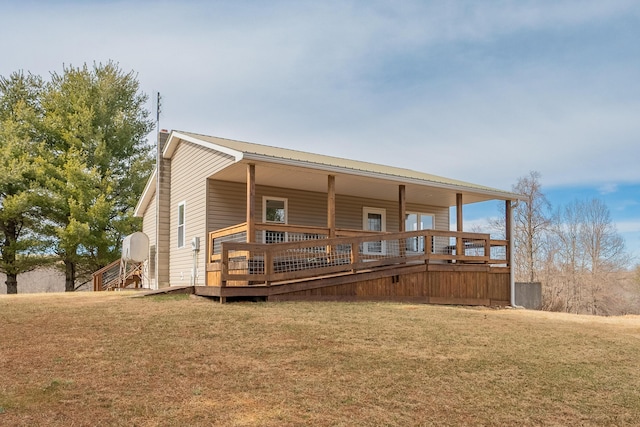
[363, 207, 386, 254]
[405, 212, 434, 252]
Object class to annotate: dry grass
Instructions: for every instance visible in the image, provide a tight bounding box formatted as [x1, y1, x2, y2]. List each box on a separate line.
[1, 292, 639, 426]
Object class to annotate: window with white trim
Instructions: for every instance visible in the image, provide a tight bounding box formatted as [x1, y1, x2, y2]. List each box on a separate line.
[177, 201, 186, 248]
[263, 197, 287, 243]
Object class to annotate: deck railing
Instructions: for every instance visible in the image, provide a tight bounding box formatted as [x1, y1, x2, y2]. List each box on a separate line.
[92, 259, 144, 291]
[209, 223, 381, 263]
[208, 227, 508, 287]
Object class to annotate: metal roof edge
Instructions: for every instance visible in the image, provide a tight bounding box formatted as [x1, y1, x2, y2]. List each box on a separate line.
[163, 131, 244, 162]
[134, 168, 157, 217]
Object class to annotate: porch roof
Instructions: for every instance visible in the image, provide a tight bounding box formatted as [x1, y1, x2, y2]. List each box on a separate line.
[135, 130, 523, 216]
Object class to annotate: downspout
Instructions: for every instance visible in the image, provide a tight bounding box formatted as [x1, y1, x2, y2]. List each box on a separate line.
[510, 200, 523, 308]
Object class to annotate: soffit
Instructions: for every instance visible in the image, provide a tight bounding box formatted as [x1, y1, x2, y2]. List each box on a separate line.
[212, 160, 494, 207]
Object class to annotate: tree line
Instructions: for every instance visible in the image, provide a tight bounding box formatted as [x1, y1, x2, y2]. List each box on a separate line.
[0, 62, 154, 294]
[505, 171, 636, 315]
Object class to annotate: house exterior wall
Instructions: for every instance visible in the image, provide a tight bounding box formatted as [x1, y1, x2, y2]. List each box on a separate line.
[206, 180, 450, 235]
[207, 180, 248, 231]
[169, 141, 235, 286]
[141, 189, 157, 289]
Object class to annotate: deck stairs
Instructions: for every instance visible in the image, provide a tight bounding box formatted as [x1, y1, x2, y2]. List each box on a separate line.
[92, 259, 143, 291]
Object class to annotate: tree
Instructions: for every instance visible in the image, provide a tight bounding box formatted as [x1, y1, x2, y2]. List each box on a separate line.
[579, 198, 629, 314]
[40, 62, 154, 291]
[497, 171, 634, 314]
[507, 171, 551, 283]
[547, 198, 629, 314]
[0, 72, 48, 293]
[549, 200, 586, 313]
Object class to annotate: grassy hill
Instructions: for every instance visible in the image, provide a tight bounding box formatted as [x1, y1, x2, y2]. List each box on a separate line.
[1, 292, 639, 426]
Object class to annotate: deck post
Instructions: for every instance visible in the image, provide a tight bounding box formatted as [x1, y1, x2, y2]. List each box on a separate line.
[264, 249, 273, 286]
[505, 200, 512, 267]
[399, 185, 406, 232]
[327, 174, 336, 263]
[246, 164, 256, 243]
[507, 199, 516, 306]
[350, 242, 359, 273]
[399, 185, 407, 261]
[456, 193, 464, 258]
[221, 246, 228, 288]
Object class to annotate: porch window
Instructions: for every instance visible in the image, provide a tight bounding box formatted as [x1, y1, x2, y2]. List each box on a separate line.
[405, 212, 434, 252]
[363, 207, 386, 254]
[177, 201, 185, 248]
[263, 197, 287, 243]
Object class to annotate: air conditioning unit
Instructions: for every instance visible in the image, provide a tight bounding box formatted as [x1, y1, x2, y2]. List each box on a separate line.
[191, 236, 200, 251]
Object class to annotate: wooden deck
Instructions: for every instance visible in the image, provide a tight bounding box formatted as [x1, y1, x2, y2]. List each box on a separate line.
[199, 263, 509, 305]
[204, 227, 511, 305]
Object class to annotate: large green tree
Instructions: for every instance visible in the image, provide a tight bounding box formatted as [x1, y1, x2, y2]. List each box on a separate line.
[40, 62, 154, 291]
[0, 72, 49, 294]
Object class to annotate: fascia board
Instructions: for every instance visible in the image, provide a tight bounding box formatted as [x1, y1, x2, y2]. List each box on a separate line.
[163, 131, 244, 161]
[134, 168, 157, 217]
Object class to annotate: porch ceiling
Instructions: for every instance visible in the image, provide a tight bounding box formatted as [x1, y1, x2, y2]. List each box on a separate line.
[210, 160, 505, 207]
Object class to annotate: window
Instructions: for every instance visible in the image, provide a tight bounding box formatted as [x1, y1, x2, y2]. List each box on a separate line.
[363, 207, 386, 254]
[177, 201, 185, 248]
[405, 212, 434, 252]
[263, 197, 287, 244]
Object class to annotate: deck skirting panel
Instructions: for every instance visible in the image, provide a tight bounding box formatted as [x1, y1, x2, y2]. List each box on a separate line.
[200, 264, 510, 306]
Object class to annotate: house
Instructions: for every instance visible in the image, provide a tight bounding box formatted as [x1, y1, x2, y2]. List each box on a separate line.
[130, 130, 523, 305]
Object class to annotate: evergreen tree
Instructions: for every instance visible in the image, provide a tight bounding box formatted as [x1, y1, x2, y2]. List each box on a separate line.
[0, 72, 49, 293]
[40, 62, 154, 290]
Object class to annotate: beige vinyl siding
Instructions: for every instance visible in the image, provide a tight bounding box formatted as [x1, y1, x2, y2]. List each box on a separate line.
[170, 141, 235, 286]
[256, 185, 328, 227]
[207, 181, 450, 236]
[207, 180, 247, 231]
[141, 190, 157, 289]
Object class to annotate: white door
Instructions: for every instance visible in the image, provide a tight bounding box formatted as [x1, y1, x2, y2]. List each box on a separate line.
[363, 207, 386, 254]
[405, 212, 434, 252]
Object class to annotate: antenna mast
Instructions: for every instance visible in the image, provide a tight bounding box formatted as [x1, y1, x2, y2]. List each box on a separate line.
[156, 92, 162, 161]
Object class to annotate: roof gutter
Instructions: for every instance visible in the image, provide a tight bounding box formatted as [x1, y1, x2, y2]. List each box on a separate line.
[510, 199, 524, 308]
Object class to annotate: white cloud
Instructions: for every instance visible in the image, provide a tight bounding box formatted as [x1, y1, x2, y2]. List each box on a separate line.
[598, 184, 619, 195]
[2, 0, 640, 193]
[616, 220, 640, 234]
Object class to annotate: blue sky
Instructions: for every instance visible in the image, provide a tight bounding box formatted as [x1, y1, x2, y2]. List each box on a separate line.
[1, 0, 639, 263]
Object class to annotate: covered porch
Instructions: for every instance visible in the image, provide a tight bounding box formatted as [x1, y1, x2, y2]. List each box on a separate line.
[204, 162, 515, 304]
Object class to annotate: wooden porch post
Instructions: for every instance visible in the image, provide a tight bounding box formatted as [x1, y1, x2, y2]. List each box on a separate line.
[505, 200, 512, 267]
[399, 185, 407, 260]
[456, 193, 463, 232]
[327, 175, 336, 238]
[456, 193, 463, 256]
[398, 185, 406, 232]
[246, 164, 256, 243]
